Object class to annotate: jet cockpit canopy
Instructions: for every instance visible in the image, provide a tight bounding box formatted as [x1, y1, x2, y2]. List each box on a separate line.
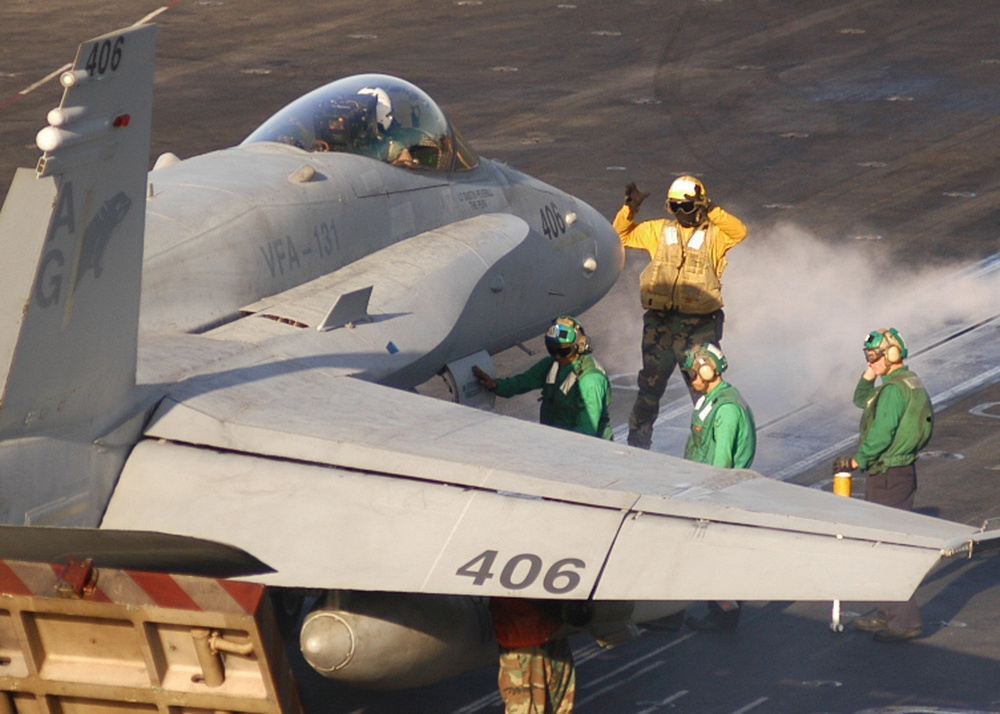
[242, 74, 478, 172]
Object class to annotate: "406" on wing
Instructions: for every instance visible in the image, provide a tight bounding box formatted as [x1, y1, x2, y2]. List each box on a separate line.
[456, 550, 586, 594]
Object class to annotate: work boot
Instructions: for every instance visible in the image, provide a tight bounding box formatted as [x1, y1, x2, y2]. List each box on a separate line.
[852, 614, 889, 632]
[873, 626, 923, 643]
[626, 432, 652, 450]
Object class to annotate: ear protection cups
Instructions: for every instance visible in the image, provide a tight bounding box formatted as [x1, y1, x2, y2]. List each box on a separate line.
[697, 360, 717, 382]
[864, 328, 908, 364]
[883, 328, 907, 364]
[571, 318, 591, 355]
[684, 343, 727, 381]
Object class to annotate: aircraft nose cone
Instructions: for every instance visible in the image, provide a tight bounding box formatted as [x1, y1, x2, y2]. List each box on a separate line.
[300, 610, 355, 673]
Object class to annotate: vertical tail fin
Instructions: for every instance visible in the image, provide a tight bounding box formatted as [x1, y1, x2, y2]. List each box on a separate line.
[0, 25, 156, 438]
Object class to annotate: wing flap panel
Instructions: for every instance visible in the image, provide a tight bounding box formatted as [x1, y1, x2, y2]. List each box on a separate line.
[594, 511, 935, 601]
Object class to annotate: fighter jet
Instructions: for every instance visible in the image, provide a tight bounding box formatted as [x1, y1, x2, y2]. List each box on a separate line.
[1, 24, 998, 690]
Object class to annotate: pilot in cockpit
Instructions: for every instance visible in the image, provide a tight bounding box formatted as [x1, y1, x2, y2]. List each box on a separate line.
[313, 87, 418, 167]
[357, 87, 419, 167]
[245, 74, 465, 171]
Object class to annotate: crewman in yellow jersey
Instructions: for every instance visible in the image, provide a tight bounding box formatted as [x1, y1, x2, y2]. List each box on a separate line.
[613, 176, 747, 449]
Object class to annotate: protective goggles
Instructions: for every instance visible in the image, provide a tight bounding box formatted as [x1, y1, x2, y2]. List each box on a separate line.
[863, 331, 888, 362]
[863, 331, 885, 351]
[668, 200, 696, 213]
[545, 322, 576, 344]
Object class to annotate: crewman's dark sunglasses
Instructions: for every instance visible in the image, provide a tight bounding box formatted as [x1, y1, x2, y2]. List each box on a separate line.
[668, 200, 696, 213]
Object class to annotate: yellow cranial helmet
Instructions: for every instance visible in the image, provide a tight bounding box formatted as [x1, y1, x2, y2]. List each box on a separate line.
[667, 175, 707, 205]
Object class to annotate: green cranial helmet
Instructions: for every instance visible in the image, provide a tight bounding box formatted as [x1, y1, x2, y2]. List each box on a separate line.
[683, 343, 728, 380]
[863, 327, 907, 363]
[545, 316, 589, 357]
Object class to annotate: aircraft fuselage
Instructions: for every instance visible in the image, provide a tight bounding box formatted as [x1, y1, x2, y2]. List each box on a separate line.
[141, 144, 623, 346]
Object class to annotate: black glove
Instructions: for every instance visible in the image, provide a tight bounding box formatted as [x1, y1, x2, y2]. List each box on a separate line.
[624, 182, 650, 211]
[832, 456, 854, 474]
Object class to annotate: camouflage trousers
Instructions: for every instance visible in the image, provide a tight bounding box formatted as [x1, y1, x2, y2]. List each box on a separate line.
[497, 638, 576, 714]
[628, 308, 724, 449]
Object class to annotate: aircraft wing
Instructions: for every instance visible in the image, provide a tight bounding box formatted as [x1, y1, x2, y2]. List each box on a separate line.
[101, 368, 997, 604]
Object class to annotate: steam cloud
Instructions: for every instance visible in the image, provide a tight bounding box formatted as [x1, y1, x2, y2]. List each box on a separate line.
[586, 221, 999, 428]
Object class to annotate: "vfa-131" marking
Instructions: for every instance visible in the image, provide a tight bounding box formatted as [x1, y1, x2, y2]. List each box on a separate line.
[260, 218, 341, 278]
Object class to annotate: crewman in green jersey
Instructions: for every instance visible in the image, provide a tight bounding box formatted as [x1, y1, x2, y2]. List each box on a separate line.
[681, 343, 756, 632]
[835, 327, 933, 643]
[474, 316, 612, 440]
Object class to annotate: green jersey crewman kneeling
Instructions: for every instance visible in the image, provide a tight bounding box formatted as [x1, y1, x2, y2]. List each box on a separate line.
[473, 316, 612, 440]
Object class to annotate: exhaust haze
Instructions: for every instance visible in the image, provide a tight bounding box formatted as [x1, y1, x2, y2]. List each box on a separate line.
[584, 222, 999, 429]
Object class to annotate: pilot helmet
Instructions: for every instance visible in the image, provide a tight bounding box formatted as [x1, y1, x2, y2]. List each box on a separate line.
[357, 87, 393, 131]
[683, 343, 727, 381]
[545, 316, 590, 359]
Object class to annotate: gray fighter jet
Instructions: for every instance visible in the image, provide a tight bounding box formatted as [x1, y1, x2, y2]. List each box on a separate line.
[1, 24, 997, 689]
